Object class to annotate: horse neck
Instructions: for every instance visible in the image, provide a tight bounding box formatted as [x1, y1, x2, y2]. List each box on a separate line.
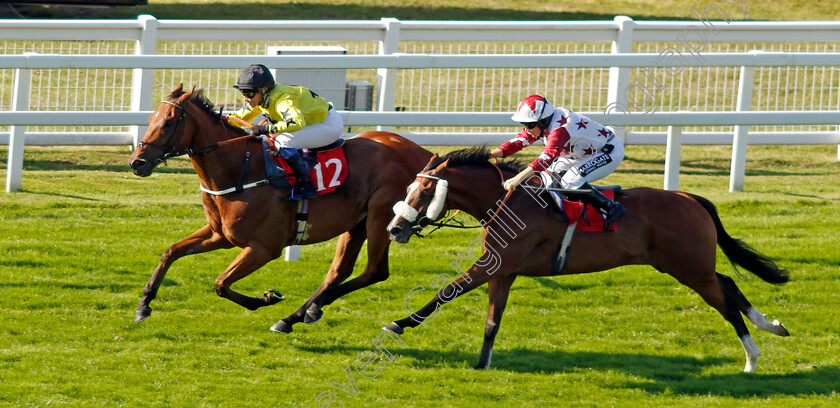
[446, 166, 511, 221]
[184, 104, 259, 191]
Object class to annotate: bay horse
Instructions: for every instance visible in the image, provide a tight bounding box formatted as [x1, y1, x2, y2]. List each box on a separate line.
[384, 147, 790, 372]
[128, 84, 432, 332]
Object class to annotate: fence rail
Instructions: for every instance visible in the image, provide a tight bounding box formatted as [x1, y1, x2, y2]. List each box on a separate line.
[3, 16, 840, 194]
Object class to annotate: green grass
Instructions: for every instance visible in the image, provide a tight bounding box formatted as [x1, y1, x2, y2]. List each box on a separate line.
[1, 144, 839, 407]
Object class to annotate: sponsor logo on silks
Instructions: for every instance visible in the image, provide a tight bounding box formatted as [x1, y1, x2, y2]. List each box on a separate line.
[578, 154, 612, 177]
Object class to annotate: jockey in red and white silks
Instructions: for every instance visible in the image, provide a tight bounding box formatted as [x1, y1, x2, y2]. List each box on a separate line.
[490, 94, 626, 229]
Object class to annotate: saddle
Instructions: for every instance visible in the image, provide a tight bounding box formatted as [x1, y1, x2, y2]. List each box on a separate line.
[262, 138, 348, 197]
[551, 186, 621, 232]
[548, 185, 621, 275]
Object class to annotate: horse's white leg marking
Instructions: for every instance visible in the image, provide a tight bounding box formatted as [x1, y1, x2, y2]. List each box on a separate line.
[746, 307, 790, 336]
[740, 334, 760, 372]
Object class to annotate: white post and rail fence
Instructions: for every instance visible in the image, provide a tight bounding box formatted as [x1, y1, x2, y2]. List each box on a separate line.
[2, 51, 840, 193]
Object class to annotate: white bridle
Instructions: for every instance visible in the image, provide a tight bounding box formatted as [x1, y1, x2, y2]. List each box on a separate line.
[392, 173, 449, 224]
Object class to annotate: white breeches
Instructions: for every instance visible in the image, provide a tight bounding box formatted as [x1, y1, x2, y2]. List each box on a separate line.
[270, 108, 344, 150]
[541, 141, 625, 189]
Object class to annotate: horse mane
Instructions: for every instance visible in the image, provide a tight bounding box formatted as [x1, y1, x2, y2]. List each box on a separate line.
[425, 145, 523, 173]
[165, 86, 244, 133]
[187, 89, 223, 120]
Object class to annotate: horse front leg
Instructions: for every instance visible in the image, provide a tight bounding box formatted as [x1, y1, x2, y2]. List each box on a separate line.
[136, 224, 232, 323]
[304, 213, 394, 324]
[476, 275, 516, 370]
[271, 228, 366, 333]
[383, 263, 499, 335]
[214, 244, 280, 311]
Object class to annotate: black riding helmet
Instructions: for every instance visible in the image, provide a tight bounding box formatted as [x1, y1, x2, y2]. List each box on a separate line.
[233, 64, 275, 91]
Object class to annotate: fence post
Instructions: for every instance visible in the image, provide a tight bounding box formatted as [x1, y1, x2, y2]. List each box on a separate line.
[5, 57, 33, 193]
[130, 14, 159, 148]
[607, 16, 634, 142]
[729, 53, 757, 192]
[664, 125, 682, 191]
[376, 17, 401, 132]
[284, 245, 301, 262]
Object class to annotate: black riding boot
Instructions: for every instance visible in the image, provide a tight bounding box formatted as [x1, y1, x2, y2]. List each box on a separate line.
[279, 148, 318, 199]
[581, 182, 625, 230]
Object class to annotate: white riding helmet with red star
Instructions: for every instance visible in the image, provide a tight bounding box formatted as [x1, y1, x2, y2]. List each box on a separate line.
[511, 94, 554, 123]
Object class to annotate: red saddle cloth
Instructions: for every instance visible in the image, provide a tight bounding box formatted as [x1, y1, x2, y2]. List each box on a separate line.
[559, 188, 618, 232]
[270, 146, 348, 196]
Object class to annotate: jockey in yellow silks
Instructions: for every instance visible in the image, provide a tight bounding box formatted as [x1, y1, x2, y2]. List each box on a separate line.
[227, 64, 343, 199]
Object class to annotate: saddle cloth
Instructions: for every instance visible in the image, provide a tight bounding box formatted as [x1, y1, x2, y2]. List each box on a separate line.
[556, 188, 619, 232]
[262, 139, 348, 196]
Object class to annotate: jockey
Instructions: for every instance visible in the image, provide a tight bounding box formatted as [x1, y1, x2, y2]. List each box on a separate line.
[489, 94, 626, 229]
[227, 64, 344, 199]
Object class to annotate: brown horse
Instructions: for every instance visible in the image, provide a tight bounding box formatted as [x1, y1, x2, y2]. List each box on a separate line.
[128, 84, 432, 332]
[384, 147, 790, 372]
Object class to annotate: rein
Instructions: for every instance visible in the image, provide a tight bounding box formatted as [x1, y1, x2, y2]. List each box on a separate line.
[140, 100, 259, 161]
[482, 157, 515, 228]
[139, 99, 270, 196]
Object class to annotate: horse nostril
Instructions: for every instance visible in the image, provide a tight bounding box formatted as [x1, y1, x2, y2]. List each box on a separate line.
[389, 226, 402, 236]
[130, 159, 146, 169]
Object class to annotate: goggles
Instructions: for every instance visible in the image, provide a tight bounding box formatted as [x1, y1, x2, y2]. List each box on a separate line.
[521, 122, 539, 129]
[239, 89, 258, 98]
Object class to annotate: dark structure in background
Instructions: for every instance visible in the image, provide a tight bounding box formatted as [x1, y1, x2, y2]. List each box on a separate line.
[6, 1, 146, 5]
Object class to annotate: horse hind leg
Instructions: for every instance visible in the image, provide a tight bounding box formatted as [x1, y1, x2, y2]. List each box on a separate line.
[716, 272, 790, 337]
[671, 267, 759, 372]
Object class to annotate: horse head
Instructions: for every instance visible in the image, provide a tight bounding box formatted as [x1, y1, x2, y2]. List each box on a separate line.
[130, 84, 199, 177]
[387, 146, 521, 243]
[387, 154, 452, 244]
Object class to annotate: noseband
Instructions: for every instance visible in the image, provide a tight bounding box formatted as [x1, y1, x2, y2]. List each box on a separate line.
[392, 173, 450, 235]
[392, 160, 514, 238]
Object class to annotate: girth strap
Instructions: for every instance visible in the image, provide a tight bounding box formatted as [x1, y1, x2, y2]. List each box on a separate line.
[550, 220, 578, 275]
[292, 199, 310, 244]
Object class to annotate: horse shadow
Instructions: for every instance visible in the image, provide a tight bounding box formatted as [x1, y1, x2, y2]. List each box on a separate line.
[400, 347, 840, 398]
[299, 343, 839, 398]
[19, 158, 195, 174]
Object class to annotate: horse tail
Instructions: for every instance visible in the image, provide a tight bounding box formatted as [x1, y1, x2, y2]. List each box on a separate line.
[688, 193, 789, 285]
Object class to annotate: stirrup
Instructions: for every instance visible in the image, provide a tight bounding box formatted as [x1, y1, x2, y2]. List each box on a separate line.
[292, 182, 318, 199]
[603, 203, 626, 230]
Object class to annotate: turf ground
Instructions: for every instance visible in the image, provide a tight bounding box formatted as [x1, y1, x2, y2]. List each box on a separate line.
[1, 143, 838, 407]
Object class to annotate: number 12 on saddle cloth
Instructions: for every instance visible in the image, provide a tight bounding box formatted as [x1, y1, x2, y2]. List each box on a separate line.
[265, 142, 348, 195]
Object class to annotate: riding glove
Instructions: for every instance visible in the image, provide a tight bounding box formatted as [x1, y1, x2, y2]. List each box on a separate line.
[249, 124, 270, 136]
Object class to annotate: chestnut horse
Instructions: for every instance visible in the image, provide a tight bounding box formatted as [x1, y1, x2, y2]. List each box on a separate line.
[129, 85, 432, 332]
[384, 147, 790, 372]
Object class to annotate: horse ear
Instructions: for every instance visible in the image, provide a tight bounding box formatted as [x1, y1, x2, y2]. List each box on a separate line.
[169, 83, 185, 98]
[176, 86, 195, 103]
[422, 154, 439, 172]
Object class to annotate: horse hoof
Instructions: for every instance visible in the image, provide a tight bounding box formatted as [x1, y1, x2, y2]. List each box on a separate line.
[134, 306, 152, 324]
[474, 364, 489, 370]
[382, 322, 404, 335]
[264, 289, 285, 305]
[269, 320, 292, 334]
[304, 308, 323, 324]
[774, 320, 790, 336]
